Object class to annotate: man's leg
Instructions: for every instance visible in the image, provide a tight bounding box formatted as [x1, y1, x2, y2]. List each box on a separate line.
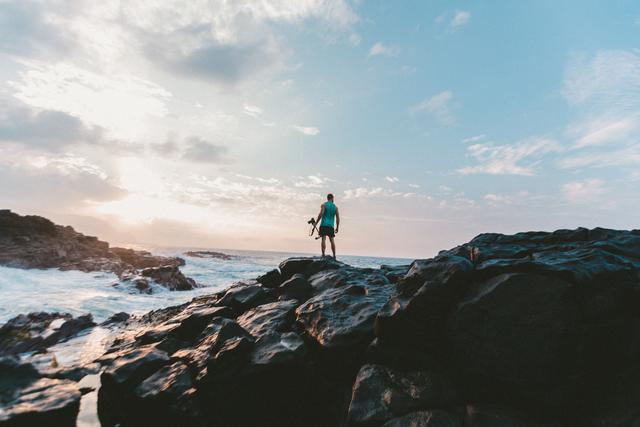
[329, 237, 336, 259]
[321, 236, 326, 256]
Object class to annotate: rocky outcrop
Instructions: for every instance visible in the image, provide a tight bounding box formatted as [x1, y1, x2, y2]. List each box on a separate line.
[0, 210, 195, 291]
[0, 357, 82, 427]
[5, 227, 640, 426]
[184, 250, 233, 260]
[0, 312, 95, 356]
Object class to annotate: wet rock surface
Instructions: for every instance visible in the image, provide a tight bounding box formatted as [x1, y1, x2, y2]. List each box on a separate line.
[4, 227, 640, 426]
[0, 210, 195, 291]
[0, 312, 95, 356]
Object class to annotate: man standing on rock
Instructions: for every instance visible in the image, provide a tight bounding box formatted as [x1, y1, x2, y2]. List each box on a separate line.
[315, 193, 340, 258]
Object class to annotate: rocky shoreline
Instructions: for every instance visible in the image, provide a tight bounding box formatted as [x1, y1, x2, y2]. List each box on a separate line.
[0, 210, 196, 292]
[2, 226, 640, 426]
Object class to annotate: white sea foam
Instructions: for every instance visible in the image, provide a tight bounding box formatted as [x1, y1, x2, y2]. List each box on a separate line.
[0, 248, 411, 324]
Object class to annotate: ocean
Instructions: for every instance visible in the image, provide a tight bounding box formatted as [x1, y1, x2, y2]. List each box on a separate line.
[0, 247, 412, 323]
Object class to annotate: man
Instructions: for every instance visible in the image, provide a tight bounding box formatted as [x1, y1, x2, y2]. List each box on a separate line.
[315, 193, 340, 258]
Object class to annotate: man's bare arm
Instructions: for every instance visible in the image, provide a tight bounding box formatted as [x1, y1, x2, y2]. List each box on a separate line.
[335, 207, 340, 232]
[316, 204, 325, 225]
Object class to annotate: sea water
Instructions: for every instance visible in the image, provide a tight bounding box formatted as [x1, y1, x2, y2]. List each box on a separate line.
[0, 248, 411, 323]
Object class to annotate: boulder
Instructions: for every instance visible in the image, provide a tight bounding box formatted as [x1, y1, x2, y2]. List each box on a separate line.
[217, 283, 272, 312]
[279, 256, 344, 280]
[237, 300, 298, 337]
[383, 410, 463, 427]
[347, 364, 457, 426]
[257, 269, 283, 288]
[296, 283, 393, 351]
[0, 377, 81, 427]
[140, 265, 196, 291]
[0, 312, 95, 356]
[101, 345, 170, 387]
[279, 273, 313, 302]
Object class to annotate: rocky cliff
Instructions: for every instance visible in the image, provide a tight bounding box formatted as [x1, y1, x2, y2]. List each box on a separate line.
[0, 209, 196, 292]
[2, 227, 640, 426]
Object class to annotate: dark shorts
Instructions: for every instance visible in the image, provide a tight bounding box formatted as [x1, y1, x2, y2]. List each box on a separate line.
[319, 226, 335, 237]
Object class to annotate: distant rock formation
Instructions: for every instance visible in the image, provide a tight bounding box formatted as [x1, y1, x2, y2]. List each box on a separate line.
[0, 209, 195, 292]
[3, 227, 640, 426]
[184, 250, 233, 260]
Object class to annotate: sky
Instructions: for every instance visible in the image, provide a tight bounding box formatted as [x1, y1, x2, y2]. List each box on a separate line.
[1, 0, 639, 258]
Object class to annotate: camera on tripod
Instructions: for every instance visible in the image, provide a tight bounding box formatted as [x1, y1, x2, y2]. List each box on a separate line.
[307, 218, 317, 225]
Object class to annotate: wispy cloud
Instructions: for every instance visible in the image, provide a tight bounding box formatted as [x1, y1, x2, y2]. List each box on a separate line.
[436, 10, 471, 33]
[385, 176, 399, 183]
[368, 42, 400, 58]
[294, 174, 332, 188]
[458, 137, 560, 176]
[292, 125, 320, 136]
[561, 178, 606, 203]
[343, 187, 416, 199]
[462, 134, 486, 144]
[243, 105, 263, 118]
[409, 90, 455, 125]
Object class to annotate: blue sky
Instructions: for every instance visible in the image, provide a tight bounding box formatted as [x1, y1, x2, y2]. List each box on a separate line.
[0, 1, 639, 257]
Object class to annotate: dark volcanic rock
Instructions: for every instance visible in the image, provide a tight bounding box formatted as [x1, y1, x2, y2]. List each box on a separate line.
[140, 265, 197, 291]
[0, 312, 95, 356]
[217, 283, 272, 312]
[256, 268, 283, 288]
[347, 364, 457, 426]
[184, 250, 232, 260]
[383, 410, 462, 427]
[278, 273, 313, 302]
[93, 228, 640, 426]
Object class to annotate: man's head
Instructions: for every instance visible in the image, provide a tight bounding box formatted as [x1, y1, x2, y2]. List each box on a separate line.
[327, 193, 334, 201]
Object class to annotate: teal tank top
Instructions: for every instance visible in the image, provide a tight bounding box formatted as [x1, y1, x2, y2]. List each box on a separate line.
[320, 202, 336, 227]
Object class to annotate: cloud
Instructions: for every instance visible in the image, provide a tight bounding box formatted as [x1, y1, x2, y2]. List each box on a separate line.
[568, 114, 638, 148]
[408, 183, 421, 189]
[11, 62, 172, 141]
[0, 149, 126, 210]
[293, 125, 320, 136]
[557, 145, 640, 169]
[385, 176, 399, 183]
[243, 105, 263, 118]
[349, 33, 362, 46]
[368, 42, 400, 58]
[436, 10, 471, 33]
[409, 90, 455, 125]
[343, 187, 416, 199]
[294, 175, 332, 188]
[462, 134, 486, 143]
[562, 50, 640, 111]
[0, 98, 104, 150]
[561, 179, 606, 203]
[182, 137, 228, 163]
[458, 137, 560, 176]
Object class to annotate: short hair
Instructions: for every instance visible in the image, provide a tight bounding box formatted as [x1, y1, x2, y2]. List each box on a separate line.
[327, 193, 334, 200]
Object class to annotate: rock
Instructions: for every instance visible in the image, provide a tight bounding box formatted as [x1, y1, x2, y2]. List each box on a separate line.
[250, 332, 306, 367]
[0, 210, 196, 290]
[0, 377, 81, 427]
[217, 283, 272, 312]
[140, 265, 197, 291]
[347, 364, 457, 426]
[184, 250, 232, 260]
[257, 268, 283, 288]
[237, 300, 298, 337]
[447, 273, 579, 405]
[380, 264, 412, 284]
[464, 404, 530, 427]
[100, 312, 130, 326]
[110, 246, 185, 269]
[375, 255, 473, 351]
[296, 282, 393, 351]
[101, 345, 170, 387]
[0, 312, 95, 356]
[279, 256, 344, 280]
[279, 273, 313, 302]
[383, 410, 463, 427]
